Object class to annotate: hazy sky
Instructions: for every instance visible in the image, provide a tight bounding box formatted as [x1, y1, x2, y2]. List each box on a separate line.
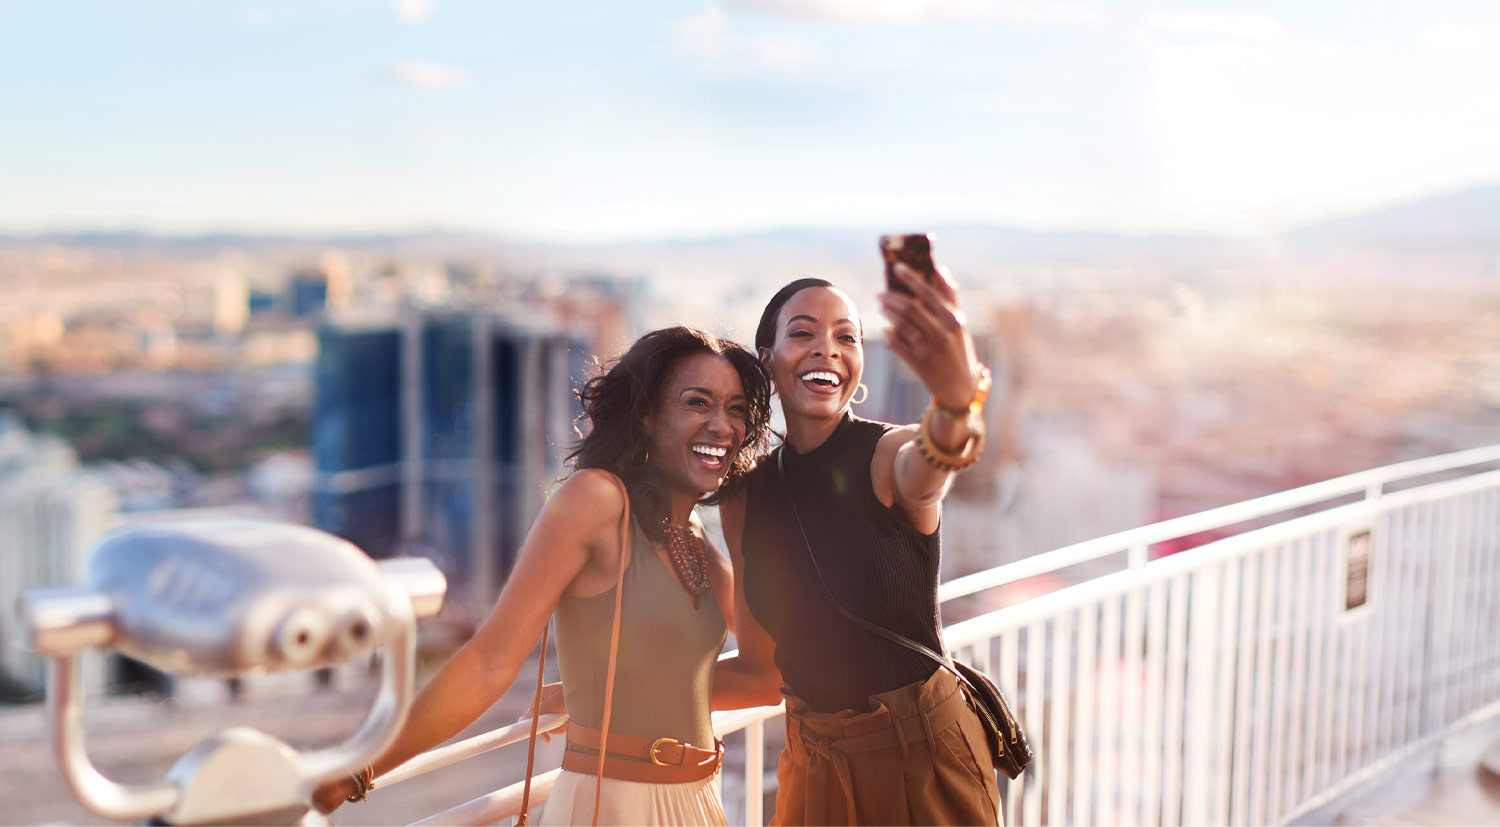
[2, 1, 1498, 241]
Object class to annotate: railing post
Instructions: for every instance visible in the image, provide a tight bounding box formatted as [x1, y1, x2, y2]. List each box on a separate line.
[746, 720, 764, 827]
[1182, 565, 1220, 825]
[1426, 499, 1458, 763]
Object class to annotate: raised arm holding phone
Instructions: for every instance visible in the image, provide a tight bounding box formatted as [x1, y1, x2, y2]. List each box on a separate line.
[718, 235, 1008, 826]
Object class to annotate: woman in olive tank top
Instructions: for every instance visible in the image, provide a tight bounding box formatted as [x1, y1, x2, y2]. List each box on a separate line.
[720, 267, 1004, 825]
[315, 327, 776, 825]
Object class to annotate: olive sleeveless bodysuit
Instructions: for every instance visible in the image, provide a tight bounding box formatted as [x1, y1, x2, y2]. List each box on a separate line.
[554, 518, 727, 751]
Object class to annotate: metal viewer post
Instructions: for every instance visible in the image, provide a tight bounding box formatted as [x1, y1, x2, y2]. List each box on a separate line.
[17, 520, 447, 826]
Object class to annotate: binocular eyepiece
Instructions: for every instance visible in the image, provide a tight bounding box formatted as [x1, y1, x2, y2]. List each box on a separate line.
[17, 520, 447, 825]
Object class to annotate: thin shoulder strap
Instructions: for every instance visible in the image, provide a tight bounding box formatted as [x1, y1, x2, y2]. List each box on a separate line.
[593, 472, 633, 826]
[517, 472, 632, 827]
[517, 622, 549, 825]
[774, 448, 961, 676]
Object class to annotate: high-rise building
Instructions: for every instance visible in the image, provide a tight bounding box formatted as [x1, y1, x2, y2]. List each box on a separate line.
[0, 413, 119, 699]
[287, 271, 330, 319]
[312, 311, 588, 610]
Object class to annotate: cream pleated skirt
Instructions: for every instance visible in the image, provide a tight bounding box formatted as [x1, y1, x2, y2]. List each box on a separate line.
[539, 769, 727, 826]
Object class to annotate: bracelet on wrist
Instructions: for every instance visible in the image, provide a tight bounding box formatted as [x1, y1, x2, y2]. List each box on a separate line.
[915, 404, 986, 473]
[346, 765, 375, 803]
[933, 364, 993, 421]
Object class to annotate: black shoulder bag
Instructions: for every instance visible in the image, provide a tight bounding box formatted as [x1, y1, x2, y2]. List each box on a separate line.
[776, 448, 1032, 779]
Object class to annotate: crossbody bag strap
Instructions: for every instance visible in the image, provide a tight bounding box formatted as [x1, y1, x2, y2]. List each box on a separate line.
[517, 622, 550, 825]
[774, 448, 969, 687]
[593, 472, 633, 826]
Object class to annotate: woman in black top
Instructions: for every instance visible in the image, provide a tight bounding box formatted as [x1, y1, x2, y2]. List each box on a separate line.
[720, 264, 1000, 825]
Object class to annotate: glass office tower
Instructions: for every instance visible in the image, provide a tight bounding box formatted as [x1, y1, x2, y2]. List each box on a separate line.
[314, 312, 586, 609]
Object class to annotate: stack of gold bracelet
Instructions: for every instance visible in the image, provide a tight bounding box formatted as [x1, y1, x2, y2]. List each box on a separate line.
[915, 364, 992, 473]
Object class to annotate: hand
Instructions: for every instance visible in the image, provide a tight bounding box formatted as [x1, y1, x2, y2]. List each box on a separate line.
[312, 776, 356, 816]
[878, 262, 983, 410]
[517, 681, 566, 743]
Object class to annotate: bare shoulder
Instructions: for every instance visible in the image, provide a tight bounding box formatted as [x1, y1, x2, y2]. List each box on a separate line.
[873, 425, 918, 467]
[879, 424, 918, 450]
[871, 425, 918, 507]
[551, 469, 628, 530]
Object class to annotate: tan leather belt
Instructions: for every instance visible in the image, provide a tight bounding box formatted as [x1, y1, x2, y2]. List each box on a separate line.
[564, 723, 723, 783]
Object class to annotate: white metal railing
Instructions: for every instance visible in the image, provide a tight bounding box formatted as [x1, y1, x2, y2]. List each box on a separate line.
[372, 669, 784, 826]
[381, 444, 1500, 825]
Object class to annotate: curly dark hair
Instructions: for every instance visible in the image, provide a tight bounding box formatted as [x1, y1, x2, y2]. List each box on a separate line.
[568, 326, 772, 543]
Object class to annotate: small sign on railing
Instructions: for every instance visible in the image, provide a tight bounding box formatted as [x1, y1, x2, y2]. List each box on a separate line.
[1343, 527, 1372, 612]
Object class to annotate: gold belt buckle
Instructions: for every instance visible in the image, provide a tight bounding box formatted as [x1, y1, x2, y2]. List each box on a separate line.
[649, 737, 681, 766]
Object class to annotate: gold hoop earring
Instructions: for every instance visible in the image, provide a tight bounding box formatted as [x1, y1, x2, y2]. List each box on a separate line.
[851, 383, 869, 405]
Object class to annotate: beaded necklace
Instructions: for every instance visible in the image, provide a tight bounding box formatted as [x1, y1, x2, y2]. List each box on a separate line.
[658, 518, 711, 608]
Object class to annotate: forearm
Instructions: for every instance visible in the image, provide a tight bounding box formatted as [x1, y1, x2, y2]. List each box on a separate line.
[894, 383, 987, 509]
[893, 438, 955, 508]
[371, 645, 517, 778]
[711, 655, 783, 710]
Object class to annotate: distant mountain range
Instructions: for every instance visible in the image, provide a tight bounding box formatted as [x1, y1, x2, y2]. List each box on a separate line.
[1286, 184, 1500, 252]
[3, 183, 1497, 287]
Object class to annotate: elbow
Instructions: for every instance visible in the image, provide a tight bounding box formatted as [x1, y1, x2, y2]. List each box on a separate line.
[750, 671, 785, 707]
[897, 471, 956, 512]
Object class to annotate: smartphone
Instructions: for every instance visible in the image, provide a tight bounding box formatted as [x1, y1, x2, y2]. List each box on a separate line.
[880, 233, 938, 296]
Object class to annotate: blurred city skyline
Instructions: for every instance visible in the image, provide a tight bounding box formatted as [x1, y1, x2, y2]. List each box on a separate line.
[4, 1, 1500, 241]
[5, 6, 1500, 822]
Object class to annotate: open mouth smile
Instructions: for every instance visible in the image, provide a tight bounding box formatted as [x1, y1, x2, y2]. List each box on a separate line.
[799, 369, 843, 395]
[691, 443, 730, 470]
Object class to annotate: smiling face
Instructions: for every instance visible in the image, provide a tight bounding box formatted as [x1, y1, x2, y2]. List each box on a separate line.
[765, 286, 864, 422]
[641, 352, 750, 504]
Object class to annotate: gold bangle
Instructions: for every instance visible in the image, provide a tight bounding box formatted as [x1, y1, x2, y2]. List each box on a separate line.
[915, 404, 985, 473]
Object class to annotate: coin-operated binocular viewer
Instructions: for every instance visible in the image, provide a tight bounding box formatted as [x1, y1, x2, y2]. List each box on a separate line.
[18, 521, 447, 825]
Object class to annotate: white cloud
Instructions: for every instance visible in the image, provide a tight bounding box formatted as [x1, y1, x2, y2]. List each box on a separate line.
[674, 4, 730, 60]
[384, 59, 471, 89]
[1137, 22, 1500, 232]
[672, 4, 817, 69]
[243, 8, 269, 26]
[747, 35, 817, 68]
[728, 0, 1104, 26]
[1421, 22, 1494, 52]
[1145, 11, 1285, 41]
[392, 0, 437, 25]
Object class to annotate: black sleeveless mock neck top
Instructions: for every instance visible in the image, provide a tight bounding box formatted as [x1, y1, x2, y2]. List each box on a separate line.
[741, 413, 944, 713]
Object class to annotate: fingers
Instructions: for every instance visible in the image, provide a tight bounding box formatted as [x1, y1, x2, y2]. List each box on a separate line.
[879, 262, 979, 403]
[518, 681, 565, 744]
[932, 264, 959, 305]
[884, 321, 921, 365]
[878, 286, 964, 349]
[890, 262, 959, 312]
[880, 300, 949, 379]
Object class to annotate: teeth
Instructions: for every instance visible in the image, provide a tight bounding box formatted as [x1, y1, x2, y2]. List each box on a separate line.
[800, 370, 841, 386]
[692, 445, 727, 458]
